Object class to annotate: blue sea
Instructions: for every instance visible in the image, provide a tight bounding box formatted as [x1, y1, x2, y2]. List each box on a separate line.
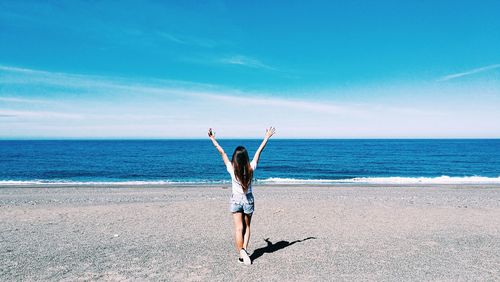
[0, 139, 499, 185]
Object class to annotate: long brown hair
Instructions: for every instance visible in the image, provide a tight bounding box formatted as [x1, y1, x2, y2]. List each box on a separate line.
[231, 146, 253, 192]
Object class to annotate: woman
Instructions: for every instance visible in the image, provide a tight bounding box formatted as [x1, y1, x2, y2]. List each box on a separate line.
[208, 127, 276, 265]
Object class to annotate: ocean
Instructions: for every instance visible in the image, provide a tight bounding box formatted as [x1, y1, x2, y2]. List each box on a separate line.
[0, 139, 499, 185]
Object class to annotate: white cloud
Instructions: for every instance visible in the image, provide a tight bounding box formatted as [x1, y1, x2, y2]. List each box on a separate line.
[157, 32, 187, 44]
[157, 32, 217, 48]
[0, 64, 355, 116]
[1, 64, 499, 138]
[195, 92, 363, 116]
[218, 55, 276, 70]
[438, 64, 500, 81]
[0, 109, 83, 119]
[0, 97, 53, 104]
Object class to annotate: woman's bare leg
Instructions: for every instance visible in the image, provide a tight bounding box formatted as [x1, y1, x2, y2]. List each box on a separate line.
[242, 213, 252, 250]
[232, 212, 245, 251]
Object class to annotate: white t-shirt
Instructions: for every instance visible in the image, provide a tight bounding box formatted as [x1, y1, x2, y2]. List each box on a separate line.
[226, 159, 257, 195]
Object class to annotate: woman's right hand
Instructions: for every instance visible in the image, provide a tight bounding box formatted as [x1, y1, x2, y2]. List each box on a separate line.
[208, 128, 215, 139]
[265, 126, 276, 139]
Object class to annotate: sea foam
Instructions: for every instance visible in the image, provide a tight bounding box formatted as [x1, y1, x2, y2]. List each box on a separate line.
[258, 176, 500, 185]
[1, 176, 500, 186]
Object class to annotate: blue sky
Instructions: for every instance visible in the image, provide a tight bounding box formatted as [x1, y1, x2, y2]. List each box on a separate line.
[1, 0, 499, 138]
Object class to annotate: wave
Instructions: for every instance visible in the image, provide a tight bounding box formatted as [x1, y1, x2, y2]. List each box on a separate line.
[1, 176, 500, 186]
[258, 176, 500, 184]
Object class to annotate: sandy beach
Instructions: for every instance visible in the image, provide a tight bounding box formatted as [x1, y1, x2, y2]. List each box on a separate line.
[1, 184, 499, 281]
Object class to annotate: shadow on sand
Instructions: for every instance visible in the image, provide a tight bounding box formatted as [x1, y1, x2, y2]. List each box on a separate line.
[250, 237, 317, 261]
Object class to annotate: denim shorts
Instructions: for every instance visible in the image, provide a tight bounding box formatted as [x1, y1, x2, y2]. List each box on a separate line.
[230, 193, 254, 214]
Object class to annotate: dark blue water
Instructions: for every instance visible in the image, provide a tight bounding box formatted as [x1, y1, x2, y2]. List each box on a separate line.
[0, 139, 499, 184]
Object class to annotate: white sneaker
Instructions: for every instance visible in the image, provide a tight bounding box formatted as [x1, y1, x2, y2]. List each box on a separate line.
[239, 249, 251, 265]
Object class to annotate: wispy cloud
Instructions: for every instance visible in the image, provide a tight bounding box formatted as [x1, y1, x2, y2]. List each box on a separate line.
[0, 65, 39, 73]
[218, 55, 276, 70]
[157, 32, 217, 48]
[157, 32, 187, 44]
[0, 109, 83, 119]
[0, 114, 16, 118]
[1, 64, 496, 138]
[179, 54, 287, 75]
[0, 97, 53, 104]
[0, 64, 217, 93]
[195, 92, 362, 116]
[438, 64, 500, 81]
[0, 64, 451, 118]
[0, 64, 364, 117]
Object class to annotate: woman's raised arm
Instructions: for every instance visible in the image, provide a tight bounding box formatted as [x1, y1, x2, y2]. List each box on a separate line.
[252, 127, 276, 165]
[208, 128, 230, 166]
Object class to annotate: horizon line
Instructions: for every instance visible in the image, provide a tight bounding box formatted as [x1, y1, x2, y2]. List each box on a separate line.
[1, 137, 499, 141]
